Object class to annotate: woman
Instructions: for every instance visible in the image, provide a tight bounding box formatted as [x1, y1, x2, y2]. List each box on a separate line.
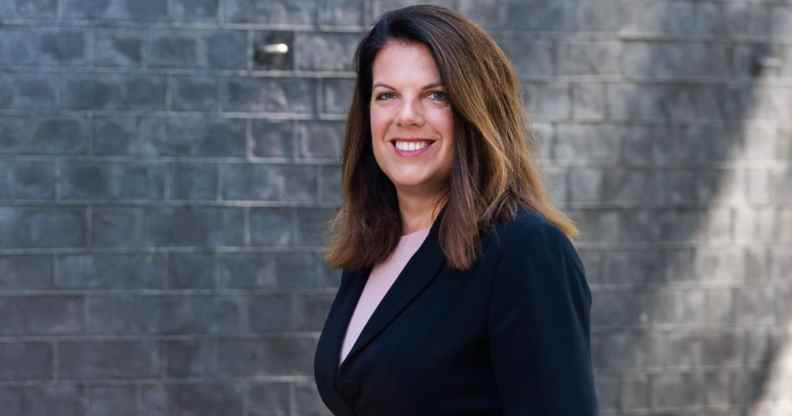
[313, 5, 598, 416]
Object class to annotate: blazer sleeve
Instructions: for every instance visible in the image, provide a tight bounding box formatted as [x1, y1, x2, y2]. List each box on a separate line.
[487, 220, 598, 415]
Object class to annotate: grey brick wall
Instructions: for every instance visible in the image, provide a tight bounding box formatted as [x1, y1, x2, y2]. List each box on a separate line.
[0, 0, 789, 415]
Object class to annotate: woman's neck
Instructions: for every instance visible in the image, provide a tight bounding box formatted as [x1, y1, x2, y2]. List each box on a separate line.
[397, 192, 446, 235]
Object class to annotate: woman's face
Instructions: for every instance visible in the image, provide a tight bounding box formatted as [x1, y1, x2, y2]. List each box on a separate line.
[369, 41, 455, 201]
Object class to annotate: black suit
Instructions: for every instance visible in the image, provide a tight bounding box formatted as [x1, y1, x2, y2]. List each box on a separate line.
[314, 207, 598, 415]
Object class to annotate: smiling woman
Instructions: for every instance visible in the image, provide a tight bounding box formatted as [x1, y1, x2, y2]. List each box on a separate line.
[315, 5, 598, 416]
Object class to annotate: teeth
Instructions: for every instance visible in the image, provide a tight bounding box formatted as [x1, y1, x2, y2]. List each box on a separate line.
[394, 140, 429, 152]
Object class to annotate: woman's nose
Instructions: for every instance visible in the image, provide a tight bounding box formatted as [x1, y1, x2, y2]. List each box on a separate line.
[395, 98, 424, 127]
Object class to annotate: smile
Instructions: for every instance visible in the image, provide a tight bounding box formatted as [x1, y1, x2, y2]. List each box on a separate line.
[390, 139, 435, 157]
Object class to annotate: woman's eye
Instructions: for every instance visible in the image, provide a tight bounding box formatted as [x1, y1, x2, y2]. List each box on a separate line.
[375, 92, 395, 101]
[429, 91, 449, 102]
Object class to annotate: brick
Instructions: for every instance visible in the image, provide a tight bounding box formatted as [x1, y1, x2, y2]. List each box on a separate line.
[604, 168, 653, 205]
[252, 31, 294, 70]
[248, 382, 291, 416]
[144, 206, 245, 247]
[644, 329, 701, 368]
[296, 121, 344, 158]
[0, 255, 52, 289]
[322, 78, 355, 114]
[0, 296, 83, 335]
[622, 42, 729, 79]
[225, 0, 317, 25]
[295, 32, 361, 71]
[567, 208, 620, 243]
[602, 249, 665, 286]
[161, 339, 215, 377]
[576, 0, 623, 31]
[594, 375, 620, 412]
[218, 252, 321, 290]
[168, 252, 215, 289]
[23, 384, 84, 416]
[0, 207, 85, 249]
[0, 29, 89, 66]
[700, 329, 742, 367]
[621, 0, 696, 34]
[141, 383, 244, 416]
[39, 29, 91, 65]
[171, 76, 218, 111]
[524, 82, 569, 122]
[499, 0, 575, 31]
[294, 380, 333, 416]
[653, 289, 707, 325]
[147, 33, 199, 68]
[734, 286, 775, 327]
[252, 120, 295, 158]
[295, 207, 335, 246]
[216, 337, 316, 376]
[654, 170, 698, 206]
[558, 42, 620, 76]
[8, 75, 57, 109]
[57, 253, 166, 289]
[495, 34, 553, 78]
[653, 124, 733, 165]
[14, 0, 58, 18]
[294, 293, 334, 331]
[319, 165, 342, 205]
[0, 76, 12, 108]
[206, 31, 246, 70]
[621, 373, 649, 411]
[12, 160, 56, 199]
[249, 293, 293, 332]
[651, 372, 703, 408]
[590, 289, 647, 328]
[92, 207, 144, 247]
[567, 167, 602, 202]
[221, 164, 317, 202]
[173, 162, 218, 201]
[0, 31, 38, 65]
[221, 77, 314, 114]
[22, 117, 88, 155]
[59, 340, 158, 379]
[63, 0, 167, 21]
[87, 295, 242, 335]
[571, 83, 606, 120]
[318, 0, 363, 26]
[249, 207, 292, 246]
[60, 161, 165, 200]
[0, 342, 52, 380]
[62, 75, 167, 110]
[93, 116, 139, 155]
[95, 30, 145, 67]
[554, 124, 621, 165]
[171, 0, 219, 20]
[591, 329, 645, 369]
[85, 385, 137, 416]
[144, 116, 245, 157]
[723, 2, 772, 38]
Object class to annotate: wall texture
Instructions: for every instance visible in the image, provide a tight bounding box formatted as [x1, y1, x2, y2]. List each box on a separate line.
[0, 0, 790, 415]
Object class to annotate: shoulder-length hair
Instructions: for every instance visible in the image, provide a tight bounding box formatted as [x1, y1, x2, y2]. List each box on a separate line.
[324, 4, 577, 271]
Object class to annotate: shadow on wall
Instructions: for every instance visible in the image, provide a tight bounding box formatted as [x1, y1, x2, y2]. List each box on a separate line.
[531, 2, 792, 415]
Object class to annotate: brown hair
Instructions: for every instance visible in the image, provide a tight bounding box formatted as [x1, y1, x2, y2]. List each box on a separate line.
[324, 5, 577, 271]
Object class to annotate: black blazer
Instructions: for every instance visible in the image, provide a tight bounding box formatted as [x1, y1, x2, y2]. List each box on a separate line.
[314, 207, 598, 416]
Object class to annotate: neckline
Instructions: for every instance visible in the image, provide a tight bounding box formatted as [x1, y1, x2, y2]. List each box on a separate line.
[400, 226, 431, 239]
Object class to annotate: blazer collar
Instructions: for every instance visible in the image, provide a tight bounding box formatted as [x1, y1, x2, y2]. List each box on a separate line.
[338, 211, 447, 373]
[315, 207, 448, 408]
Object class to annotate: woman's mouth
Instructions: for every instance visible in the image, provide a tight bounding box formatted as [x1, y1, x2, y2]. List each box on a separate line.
[391, 139, 435, 157]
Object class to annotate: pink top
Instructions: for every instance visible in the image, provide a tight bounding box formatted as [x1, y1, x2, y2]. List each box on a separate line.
[339, 226, 431, 367]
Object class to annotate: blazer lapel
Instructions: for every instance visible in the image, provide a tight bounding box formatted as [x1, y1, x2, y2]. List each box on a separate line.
[338, 213, 447, 373]
[315, 267, 368, 415]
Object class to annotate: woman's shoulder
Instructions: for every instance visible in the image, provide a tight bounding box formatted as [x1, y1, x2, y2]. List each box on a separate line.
[487, 207, 568, 249]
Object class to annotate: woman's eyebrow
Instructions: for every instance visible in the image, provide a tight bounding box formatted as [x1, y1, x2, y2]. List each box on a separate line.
[372, 81, 445, 90]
